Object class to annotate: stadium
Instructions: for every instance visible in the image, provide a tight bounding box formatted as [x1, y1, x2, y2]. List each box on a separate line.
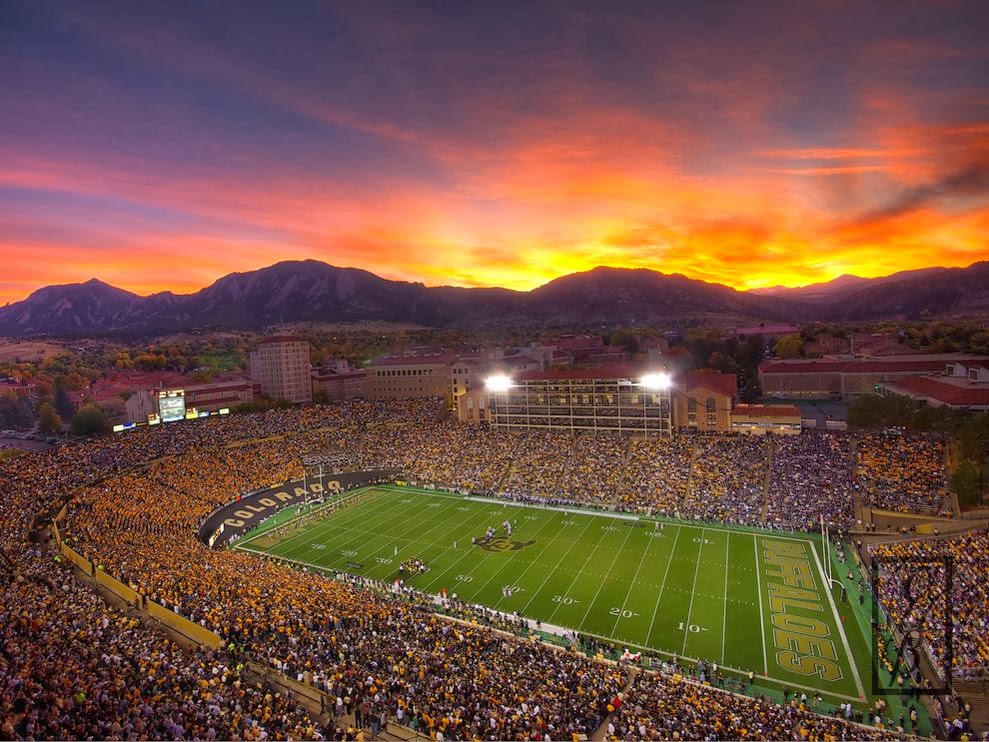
[3, 398, 986, 740]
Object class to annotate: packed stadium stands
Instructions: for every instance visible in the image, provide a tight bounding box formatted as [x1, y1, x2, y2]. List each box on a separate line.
[1, 399, 981, 740]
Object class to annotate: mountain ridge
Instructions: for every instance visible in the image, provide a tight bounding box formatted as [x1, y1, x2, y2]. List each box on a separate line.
[0, 259, 985, 336]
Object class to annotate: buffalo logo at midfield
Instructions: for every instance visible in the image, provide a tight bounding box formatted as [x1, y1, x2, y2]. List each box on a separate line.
[477, 537, 535, 552]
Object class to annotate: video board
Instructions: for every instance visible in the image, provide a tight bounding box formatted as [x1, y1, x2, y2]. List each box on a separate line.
[158, 390, 186, 423]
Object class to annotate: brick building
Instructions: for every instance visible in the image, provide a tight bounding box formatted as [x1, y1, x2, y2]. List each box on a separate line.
[249, 336, 312, 404]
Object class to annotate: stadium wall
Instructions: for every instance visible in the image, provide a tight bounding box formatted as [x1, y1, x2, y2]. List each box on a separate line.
[60, 542, 93, 576]
[246, 660, 328, 708]
[147, 599, 223, 649]
[95, 569, 142, 608]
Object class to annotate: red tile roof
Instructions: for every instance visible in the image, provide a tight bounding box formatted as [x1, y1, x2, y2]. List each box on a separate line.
[684, 370, 737, 398]
[886, 376, 989, 407]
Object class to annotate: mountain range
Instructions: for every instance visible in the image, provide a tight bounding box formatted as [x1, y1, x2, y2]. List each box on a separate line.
[1, 259, 987, 336]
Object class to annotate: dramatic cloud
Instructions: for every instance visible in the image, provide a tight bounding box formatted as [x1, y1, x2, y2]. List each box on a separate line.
[0, 0, 987, 304]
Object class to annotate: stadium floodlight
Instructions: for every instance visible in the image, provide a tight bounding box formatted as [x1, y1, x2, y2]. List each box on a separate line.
[485, 374, 512, 392]
[639, 372, 672, 390]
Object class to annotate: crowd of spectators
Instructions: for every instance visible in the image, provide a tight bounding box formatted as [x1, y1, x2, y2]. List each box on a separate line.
[0, 399, 968, 740]
[685, 436, 768, 525]
[856, 431, 951, 516]
[617, 437, 692, 514]
[612, 671, 898, 740]
[766, 433, 855, 529]
[869, 531, 989, 679]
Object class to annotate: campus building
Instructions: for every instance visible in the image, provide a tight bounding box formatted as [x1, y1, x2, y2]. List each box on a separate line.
[365, 353, 457, 402]
[311, 367, 366, 401]
[758, 353, 989, 400]
[878, 361, 989, 411]
[249, 336, 312, 404]
[673, 370, 737, 433]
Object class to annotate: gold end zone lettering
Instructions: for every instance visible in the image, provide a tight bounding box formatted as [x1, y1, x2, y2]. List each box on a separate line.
[773, 630, 838, 660]
[776, 650, 842, 680]
[769, 595, 822, 613]
[764, 557, 816, 589]
[763, 540, 805, 554]
[767, 583, 819, 601]
[274, 491, 293, 502]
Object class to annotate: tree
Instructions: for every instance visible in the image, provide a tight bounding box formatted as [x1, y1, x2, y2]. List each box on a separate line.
[36, 402, 62, 434]
[952, 459, 983, 508]
[53, 386, 76, 419]
[70, 405, 109, 436]
[0, 391, 34, 430]
[772, 333, 803, 359]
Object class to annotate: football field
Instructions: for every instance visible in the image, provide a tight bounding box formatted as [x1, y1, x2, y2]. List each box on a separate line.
[234, 484, 870, 702]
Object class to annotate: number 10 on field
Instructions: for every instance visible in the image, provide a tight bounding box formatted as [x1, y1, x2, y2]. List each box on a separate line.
[677, 622, 707, 633]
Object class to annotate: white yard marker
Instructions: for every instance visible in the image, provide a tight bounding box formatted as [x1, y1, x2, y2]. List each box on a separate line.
[753, 534, 769, 676]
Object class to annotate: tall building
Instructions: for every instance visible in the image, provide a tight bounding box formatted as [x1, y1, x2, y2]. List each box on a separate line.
[249, 336, 312, 404]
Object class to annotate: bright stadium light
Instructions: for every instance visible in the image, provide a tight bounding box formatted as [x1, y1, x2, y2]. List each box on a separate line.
[485, 374, 512, 392]
[640, 372, 672, 390]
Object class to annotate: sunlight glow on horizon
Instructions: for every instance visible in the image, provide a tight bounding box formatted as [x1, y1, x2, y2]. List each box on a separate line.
[1, 1, 987, 305]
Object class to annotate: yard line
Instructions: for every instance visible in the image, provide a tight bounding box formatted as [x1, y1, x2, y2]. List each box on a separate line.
[355, 493, 481, 566]
[276, 490, 423, 561]
[609, 527, 657, 637]
[254, 489, 402, 559]
[721, 531, 730, 664]
[680, 527, 707, 654]
[575, 526, 635, 630]
[518, 515, 598, 615]
[236, 486, 392, 549]
[545, 524, 616, 624]
[416, 502, 552, 594]
[310, 493, 496, 578]
[753, 533, 769, 676]
[645, 526, 681, 647]
[809, 536, 866, 699]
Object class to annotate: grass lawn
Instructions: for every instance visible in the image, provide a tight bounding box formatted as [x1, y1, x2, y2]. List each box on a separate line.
[234, 484, 871, 704]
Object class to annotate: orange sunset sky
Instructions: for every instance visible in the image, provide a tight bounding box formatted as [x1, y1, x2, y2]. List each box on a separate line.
[1, 1, 988, 305]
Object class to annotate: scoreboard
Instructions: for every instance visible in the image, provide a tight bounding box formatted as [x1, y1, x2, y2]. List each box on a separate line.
[158, 389, 186, 423]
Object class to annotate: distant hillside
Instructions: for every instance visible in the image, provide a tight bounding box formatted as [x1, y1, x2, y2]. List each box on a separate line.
[827, 261, 989, 320]
[0, 258, 986, 336]
[750, 267, 944, 302]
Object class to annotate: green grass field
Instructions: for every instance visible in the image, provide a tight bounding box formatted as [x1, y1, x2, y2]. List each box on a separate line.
[234, 484, 871, 703]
